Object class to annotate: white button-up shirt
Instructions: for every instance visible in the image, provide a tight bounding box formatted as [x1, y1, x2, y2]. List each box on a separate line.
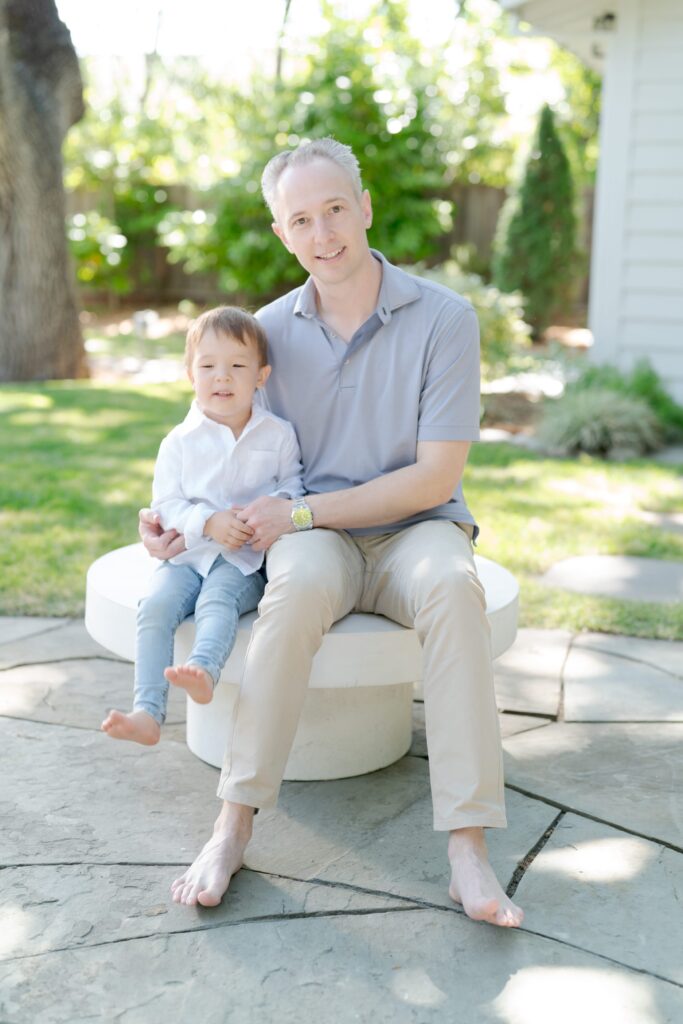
[151, 401, 304, 577]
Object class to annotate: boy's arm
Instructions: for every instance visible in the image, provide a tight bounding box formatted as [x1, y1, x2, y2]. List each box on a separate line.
[270, 423, 305, 500]
[150, 436, 218, 551]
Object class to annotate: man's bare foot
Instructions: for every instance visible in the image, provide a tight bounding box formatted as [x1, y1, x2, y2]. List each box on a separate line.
[164, 664, 213, 704]
[171, 802, 254, 907]
[448, 826, 524, 928]
[101, 709, 161, 745]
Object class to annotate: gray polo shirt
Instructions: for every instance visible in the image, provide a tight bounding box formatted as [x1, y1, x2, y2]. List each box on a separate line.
[256, 250, 480, 538]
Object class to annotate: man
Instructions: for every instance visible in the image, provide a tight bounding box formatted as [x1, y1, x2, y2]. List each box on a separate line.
[141, 137, 523, 928]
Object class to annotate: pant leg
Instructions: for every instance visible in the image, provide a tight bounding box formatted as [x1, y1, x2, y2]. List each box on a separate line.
[134, 561, 202, 723]
[217, 529, 364, 809]
[358, 521, 506, 831]
[189, 557, 265, 684]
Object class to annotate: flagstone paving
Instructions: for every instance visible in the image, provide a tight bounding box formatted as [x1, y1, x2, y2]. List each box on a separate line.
[1, 616, 682, 1023]
[541, 555, 683, 604]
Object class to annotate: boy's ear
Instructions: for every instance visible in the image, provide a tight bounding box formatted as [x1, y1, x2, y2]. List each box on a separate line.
[272, 222, 293, 253]
[257, 364, 272, 388]
[186, 364, 194, 385]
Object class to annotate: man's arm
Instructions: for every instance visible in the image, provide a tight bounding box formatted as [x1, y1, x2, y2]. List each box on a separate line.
[237, 440, 470, 551]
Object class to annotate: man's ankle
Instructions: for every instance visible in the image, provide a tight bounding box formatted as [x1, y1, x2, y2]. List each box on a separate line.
[215, 801, 255, 837]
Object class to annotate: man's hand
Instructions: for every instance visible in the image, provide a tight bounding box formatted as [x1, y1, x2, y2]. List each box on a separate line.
[235, 496, 294, 552]
[138, 509, 187, 560]
[204, 510, 255, 551]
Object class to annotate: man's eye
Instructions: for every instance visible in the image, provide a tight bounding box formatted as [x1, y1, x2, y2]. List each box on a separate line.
[330, 205, 342, 213]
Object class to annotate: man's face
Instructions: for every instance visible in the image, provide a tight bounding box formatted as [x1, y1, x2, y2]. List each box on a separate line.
[271, 158, 373, 285]
[188, 328, 270, 431]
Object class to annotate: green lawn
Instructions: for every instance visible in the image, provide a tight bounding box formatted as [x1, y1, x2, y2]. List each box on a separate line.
[2, 380, 682, 638]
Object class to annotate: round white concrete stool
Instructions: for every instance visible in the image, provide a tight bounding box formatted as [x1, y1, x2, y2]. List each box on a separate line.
[86, 543, 518, 781]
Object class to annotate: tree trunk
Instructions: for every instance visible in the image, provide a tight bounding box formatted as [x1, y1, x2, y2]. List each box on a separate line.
[0, 0, 87, 380]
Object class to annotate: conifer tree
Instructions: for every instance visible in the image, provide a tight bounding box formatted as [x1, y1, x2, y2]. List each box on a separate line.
[493, 104, 578, 336]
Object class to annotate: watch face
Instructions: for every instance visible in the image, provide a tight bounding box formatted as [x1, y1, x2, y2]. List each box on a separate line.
[292, 505, 313, 529]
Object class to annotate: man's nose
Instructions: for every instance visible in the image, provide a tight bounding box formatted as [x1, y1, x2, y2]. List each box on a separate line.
[312, 216, 333, 244]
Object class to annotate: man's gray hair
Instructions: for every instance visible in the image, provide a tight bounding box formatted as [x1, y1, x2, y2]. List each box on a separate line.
[261, 137, 363, 220]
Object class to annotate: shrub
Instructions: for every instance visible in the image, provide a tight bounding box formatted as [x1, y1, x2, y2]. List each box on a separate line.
[539, 388, 662, 459]
[410, 261, 532, 378]
[492, 104, 580, 336]
[570, 359, 683, 440]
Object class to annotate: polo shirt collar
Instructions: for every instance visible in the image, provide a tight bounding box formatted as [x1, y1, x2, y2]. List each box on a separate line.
[293, 248, 422, 324]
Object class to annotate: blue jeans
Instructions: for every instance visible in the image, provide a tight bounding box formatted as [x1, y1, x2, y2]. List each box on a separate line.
[134, 555, 265, 724]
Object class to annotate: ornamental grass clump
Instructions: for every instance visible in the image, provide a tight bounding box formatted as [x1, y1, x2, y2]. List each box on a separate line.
[539, 388, 662, 460]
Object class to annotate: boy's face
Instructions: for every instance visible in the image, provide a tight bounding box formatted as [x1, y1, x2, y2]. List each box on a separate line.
[188, 328, 270, 432]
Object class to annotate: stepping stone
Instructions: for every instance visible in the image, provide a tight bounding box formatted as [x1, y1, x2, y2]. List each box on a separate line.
[638, 510, 683, 535]
[0, 619, 123, 671]
[0, 658, 186, 730]
[563, 645, 683, 721]
[516, 814, 683, 983]
[0, 864, 408, 961]
[493, 628, 570, 715]
[503, 722, 683, 846]
[653, 444, 683, 465]
[541, 555, 683, 604]
[0, 617, 69, 646]
[2, 906, 680, 1024]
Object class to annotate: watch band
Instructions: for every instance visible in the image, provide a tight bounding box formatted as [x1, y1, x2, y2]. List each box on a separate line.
[291, 497, 314, 531]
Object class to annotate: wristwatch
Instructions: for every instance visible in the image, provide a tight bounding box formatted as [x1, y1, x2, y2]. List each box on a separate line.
[291, 497, 314, 531]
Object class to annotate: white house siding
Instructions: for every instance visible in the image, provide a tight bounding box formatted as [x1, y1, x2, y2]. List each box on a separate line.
[589, 0, 683, 400]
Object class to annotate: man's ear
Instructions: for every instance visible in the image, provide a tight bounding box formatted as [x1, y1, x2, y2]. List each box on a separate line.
[257, 364, 272, 388]
[272, 222, 293, 254]
[361, 189, 373, 230]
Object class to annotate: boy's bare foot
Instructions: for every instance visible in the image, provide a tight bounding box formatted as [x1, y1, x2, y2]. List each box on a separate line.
[101, 709, 161, 745]
[164, 664, 213, 704]
[448, 826, 524, 928]
[171, 802, 254, 907]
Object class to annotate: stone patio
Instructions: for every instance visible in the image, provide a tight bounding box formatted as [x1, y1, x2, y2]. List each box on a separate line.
[0, 619, 681, 1022]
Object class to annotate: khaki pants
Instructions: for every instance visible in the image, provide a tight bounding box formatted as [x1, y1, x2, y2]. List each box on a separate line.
[217, 520, 506, 831]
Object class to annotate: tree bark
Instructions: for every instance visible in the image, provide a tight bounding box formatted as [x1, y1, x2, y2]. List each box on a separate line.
[0, 0, 87, 380]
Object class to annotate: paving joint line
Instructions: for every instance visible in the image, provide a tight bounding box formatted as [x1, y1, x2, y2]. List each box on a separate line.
[505, 810, 565, 898]
[504, 782, 683, 853]
[573, 642, 683, 682]
[0, 655, 128, 672]
[0, 714, 186, 732]
[556, 632, 575, 723]
[2, 862, 681, 989]
[0, 620, 71, 648]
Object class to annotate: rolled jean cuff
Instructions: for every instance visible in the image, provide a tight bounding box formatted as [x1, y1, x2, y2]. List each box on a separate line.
[216, 777, 277, 810]
[186, 656, 219, 688]
[132, 701, 165, 725]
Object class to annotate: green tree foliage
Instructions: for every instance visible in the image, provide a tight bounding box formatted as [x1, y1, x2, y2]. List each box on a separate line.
[492, 104, 579, 335]
[160, 1, 463, 301]
[64, 58, 235, 293]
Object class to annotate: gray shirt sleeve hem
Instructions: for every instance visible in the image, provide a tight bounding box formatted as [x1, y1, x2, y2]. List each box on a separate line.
[417, 426, 480, 441]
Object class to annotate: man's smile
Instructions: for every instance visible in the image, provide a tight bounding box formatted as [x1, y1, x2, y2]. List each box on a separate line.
[316, 246, 345, 261]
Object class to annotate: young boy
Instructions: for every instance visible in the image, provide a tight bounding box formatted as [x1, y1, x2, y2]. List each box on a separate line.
[101, 306, 303, 745]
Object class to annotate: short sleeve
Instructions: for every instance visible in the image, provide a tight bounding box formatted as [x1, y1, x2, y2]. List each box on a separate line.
[417, 305, 480, 442]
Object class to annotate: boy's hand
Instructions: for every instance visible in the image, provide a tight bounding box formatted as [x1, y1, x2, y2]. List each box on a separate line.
[139, 509, 187, 560]
[235, 496, 294, 551]
[204, 510, 255, 551]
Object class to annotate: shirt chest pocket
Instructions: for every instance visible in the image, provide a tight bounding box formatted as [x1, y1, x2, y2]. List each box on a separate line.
[239, 449, 280, 493]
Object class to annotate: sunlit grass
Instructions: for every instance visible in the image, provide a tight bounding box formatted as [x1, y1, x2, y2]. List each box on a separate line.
[1, 381, 682, 637]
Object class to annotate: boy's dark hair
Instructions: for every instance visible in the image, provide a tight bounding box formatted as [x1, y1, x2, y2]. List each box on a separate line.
[185, 306, 269, 368]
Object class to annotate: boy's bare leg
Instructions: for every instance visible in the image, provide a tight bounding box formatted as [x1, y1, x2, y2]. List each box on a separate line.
[448, 827, 523, 928]
[171, 802, 254, 907]
[164, 664, 213, 704]
[101, 709, 161, 745]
